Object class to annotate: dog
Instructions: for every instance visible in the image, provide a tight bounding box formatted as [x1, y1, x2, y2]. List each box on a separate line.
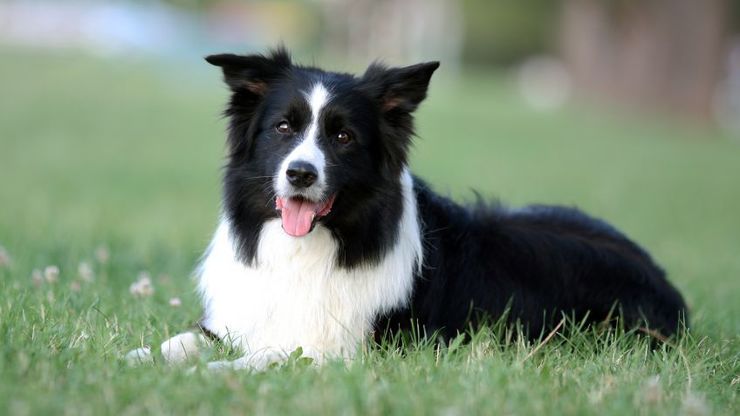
[157, 48, 687, 370]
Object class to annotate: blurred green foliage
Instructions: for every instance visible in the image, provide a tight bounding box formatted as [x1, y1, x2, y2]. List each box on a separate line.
[461, 0, 559, 65]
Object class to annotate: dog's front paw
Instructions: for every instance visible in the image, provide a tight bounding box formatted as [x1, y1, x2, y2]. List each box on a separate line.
[202, 348, 289, 372]
[201, 357, 258, 372]
[124, 347, 153, 366]
[160, 332, 207, 364]
[204, 359, 241, 371]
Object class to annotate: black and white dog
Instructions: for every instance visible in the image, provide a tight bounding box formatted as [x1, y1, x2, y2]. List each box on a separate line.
[159, 48, 687, 370]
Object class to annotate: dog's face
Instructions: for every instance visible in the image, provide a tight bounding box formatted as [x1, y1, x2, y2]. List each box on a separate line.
[208, 48, 438, 240]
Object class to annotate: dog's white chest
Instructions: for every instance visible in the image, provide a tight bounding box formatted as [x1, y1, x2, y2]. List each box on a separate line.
[196, 193, 422, 362]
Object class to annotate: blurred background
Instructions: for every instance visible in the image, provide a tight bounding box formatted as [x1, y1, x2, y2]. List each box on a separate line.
[0, 0, 739, 316]
[2, 0, 740, 124]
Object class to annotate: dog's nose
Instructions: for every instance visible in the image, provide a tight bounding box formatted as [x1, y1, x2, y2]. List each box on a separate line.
[286, 161, 318, 188]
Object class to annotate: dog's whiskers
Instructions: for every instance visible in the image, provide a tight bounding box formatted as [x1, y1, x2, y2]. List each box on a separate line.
[241, 175, 276, 181]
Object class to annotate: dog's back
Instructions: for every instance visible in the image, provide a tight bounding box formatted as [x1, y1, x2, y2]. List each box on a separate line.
[379, 179, 687, 340]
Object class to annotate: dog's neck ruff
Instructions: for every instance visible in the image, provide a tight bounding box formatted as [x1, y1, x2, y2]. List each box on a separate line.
[197, 169, 422, 361]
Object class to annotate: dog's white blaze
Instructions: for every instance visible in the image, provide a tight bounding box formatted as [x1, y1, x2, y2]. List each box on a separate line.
[197, 169, 423, 368]
[275, 83, 330, 201]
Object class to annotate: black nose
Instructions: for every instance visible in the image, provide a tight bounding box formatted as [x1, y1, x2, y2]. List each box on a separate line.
[286, 161, 318, 188]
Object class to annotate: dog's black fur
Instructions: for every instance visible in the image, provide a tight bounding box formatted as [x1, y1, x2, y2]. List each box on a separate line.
[382, 192, 688, 339]
[207, 47, 687, 342]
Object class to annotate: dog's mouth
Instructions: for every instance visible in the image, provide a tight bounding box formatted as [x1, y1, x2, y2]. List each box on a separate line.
[275, 194, 336, 237]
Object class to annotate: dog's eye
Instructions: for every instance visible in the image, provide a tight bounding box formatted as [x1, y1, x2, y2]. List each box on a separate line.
[336, 130, 352, 145]
[276, 121, 292, 135]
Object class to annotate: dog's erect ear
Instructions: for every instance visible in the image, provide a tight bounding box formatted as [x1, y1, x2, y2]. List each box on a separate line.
[205, 47, 292, 94]
[361, 61, 440, 113]
[360, 61, 439, 178]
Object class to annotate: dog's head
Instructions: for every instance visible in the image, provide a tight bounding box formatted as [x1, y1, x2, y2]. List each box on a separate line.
[208, 47, 438, 242]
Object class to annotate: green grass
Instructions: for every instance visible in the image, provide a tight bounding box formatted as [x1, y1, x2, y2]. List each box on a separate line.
[0, 49, 738, 415]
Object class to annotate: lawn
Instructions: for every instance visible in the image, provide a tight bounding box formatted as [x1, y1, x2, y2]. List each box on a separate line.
[0, 49, 737, 415]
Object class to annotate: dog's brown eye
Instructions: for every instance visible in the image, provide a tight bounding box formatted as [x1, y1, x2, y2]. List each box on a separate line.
[336, 130, 352, 145]
[276, 121, 292, 134]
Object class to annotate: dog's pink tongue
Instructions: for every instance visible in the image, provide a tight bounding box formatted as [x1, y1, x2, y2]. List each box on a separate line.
[279, 197, 318, 237]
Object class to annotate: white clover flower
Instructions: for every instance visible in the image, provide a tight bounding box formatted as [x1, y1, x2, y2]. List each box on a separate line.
[0, 246, 11, 268]
[31, 269, 43, 287]
[168, 297, 182, 307]
[681, 392, 710, 416]
[129, 272, 154, 297]
[43, 265, 59, 283]
[637, 375, 663, 406]
[77, 261, 94, 282]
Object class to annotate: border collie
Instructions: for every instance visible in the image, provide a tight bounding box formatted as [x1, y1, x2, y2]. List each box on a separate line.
[158, 48, 687, 370]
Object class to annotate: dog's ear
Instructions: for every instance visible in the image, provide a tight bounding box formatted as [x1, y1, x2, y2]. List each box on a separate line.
[205, 47, 292, 95]
[360, 61, 439, 178]
[361, 61, 440, 113]
[206, 48, 291, 160]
